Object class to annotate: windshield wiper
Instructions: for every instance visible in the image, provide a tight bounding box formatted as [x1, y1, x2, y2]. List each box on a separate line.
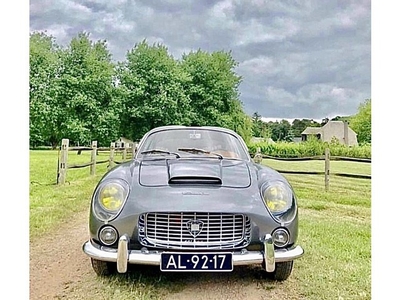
[177, 148, 223, 159]
[141, 149, 180, 158]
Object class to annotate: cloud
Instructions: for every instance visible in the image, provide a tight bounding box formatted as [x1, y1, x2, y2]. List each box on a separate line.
[29, 0, 371, 120]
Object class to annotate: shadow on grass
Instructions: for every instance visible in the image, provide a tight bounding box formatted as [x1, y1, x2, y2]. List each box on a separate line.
[103, 264, 280, 294]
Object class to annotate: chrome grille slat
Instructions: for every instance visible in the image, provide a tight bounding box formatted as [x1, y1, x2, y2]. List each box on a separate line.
[138, 212, 251, 250]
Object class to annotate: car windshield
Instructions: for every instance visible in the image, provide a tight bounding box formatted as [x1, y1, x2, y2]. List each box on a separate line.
[137, 128, 249, 160]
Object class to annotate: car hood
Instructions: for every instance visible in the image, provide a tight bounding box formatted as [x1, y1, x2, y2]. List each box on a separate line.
[139, 158, 251, 188]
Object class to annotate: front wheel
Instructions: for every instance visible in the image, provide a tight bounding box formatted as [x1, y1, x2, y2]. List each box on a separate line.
[91, 258, 117, 276]
[264, 261, 294, 281]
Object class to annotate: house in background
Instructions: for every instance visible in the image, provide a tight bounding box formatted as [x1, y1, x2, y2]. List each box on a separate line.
[115, 137, 134, 148]
[301, 121, 358, 146]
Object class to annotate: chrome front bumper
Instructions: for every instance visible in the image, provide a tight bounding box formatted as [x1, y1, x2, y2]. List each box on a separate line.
[82, 234, 304, 273]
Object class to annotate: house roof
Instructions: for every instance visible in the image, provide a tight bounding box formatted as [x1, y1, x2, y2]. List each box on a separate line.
[301, 127, 322, 135]
[322, 121, 345, 128]
[116, 137, 134, 144]
[321, 121, 357, 135]
[302, 121, 357, 137]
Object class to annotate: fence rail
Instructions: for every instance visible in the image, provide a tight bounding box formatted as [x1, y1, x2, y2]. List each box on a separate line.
[57, 139, 136, 185]
[252, 148, 371, 191]
[57, 140, 371, 190]
[257, 154, 371, 163]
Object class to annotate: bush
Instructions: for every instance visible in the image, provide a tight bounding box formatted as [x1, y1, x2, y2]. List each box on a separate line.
[247, 140, 371, 159]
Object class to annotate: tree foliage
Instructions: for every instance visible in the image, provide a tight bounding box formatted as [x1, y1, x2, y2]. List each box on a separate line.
[56, 32, 118, 146]
[117, 41, 193, 141]
[251, 117, 321, 142]
[350, 99, 371, 144]
[291, 119, 321, 137]
[269, 119, 294, 142]
[30, 32, 368, 148]
[29, 35, 252, 146]
[29, 32, 61, 147]
[180, 49, 252, 140]
[30, 32, 119, 147]
[225, 100, 253, 143]
[181, 50, 241, 126]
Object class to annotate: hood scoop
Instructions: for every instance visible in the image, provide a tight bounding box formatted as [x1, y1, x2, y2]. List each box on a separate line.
[139, 159, 251, 188]
[168, 159, 222, 185]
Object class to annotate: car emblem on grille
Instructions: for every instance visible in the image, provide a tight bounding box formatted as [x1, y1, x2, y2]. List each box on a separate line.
[186, 220, 204, 237]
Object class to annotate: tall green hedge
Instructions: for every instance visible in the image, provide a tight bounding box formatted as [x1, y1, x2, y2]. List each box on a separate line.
[247, 140, 371, 159]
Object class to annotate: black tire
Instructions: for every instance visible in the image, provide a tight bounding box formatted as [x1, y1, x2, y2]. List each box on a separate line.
[90, 258, 117, 276]
[265, 261, 294, 281]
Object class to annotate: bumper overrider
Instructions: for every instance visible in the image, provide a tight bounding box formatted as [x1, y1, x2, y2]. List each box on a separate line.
[82, 234, 304, 273]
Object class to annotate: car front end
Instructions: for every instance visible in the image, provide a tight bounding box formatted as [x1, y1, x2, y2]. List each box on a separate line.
[82, 126, 304, 280]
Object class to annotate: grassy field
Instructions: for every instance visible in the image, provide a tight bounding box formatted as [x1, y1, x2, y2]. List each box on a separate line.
[263, 158, 371, 299]
[29, 150, 110, 239]
[29, 151, 371, 299]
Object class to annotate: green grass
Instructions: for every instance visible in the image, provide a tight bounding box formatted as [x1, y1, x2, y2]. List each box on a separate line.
[30, 151, 371, 299]
[29, 150, 111, 239]
[269, 159, 371, 299]
[263, 158, 371, 176]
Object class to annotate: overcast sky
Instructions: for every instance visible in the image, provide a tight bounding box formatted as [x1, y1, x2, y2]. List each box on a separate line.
[29, 0, 371, 122]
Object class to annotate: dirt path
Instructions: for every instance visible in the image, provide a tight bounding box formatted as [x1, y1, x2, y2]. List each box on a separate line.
[30, 210, 302, 300]
[29, 210, 92, 300]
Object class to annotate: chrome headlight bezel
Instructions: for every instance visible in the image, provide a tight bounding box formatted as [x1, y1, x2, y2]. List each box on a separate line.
[261, 180, 297, 223]
[92, 179, 130, 222]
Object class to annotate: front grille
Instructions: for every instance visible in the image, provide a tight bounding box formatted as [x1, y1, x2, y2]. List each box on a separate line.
[138, 212, 251, 250]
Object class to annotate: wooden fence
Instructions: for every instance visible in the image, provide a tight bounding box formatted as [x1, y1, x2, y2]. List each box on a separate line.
[253, 148, 371, 191]
[57, 140, 371, 190]
[57, 139, 136, 185]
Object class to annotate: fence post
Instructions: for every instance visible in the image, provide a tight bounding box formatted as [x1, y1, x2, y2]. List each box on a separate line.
[325, 148, 330, 192]
[57, 139, 69, 185]
[90, 141, 97, 176]
[109, 142, 115, 170]
[254, 147, 262, 164]
[123, 143, 128, 162]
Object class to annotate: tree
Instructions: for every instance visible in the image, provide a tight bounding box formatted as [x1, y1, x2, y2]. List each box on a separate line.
[226, 100, 253, 143]
[30, 32, 119, 147]
[251, 112, 263, 137]
[321, 117, 329, 126]
[30, 34, 252, 146]
[56, 32, 119, 146]
[180, 50, 242, 127]
[251, 112, 272, 139]
[117, 43, 249, 141]
[291, 118, 321, 138]
[269, 120, 293, 142]
[117, 41, 193, 140]
[350, 99, 371, 144]
[291, 119, 306, 137]
[29, 32, 63, 148]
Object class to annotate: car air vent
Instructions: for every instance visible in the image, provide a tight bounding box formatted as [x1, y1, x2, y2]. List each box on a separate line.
[168, 176, 222, 184]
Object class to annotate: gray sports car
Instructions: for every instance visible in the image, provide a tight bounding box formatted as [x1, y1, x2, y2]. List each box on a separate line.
[82, 126, 304, 281]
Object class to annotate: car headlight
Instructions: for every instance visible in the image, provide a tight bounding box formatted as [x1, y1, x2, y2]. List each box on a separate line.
[262, 181, 292, 213]
[99, 226, 119, 246]
[93, 179, 129, 221]
[272, 228, 290, 247]
[261, 181, 297, 223]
